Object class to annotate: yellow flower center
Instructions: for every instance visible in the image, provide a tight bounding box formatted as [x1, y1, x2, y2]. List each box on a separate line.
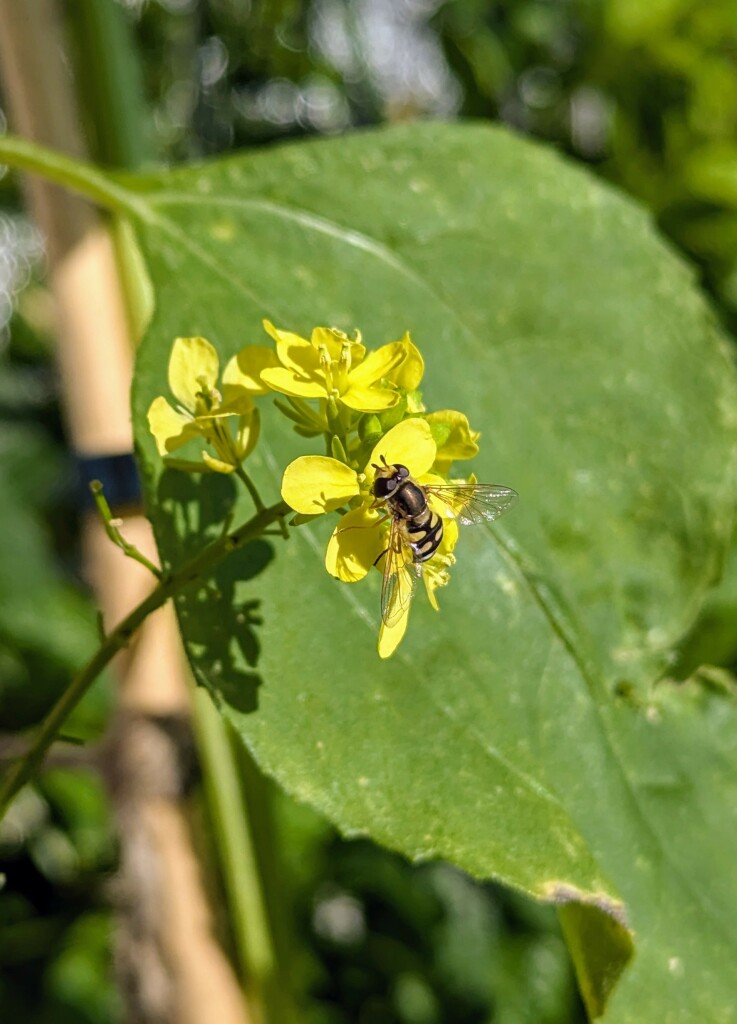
[335, 341, 352, 394]
[317, 344, 338, 399]
[317, 340, 357, 400]
[193, 376, 222, 416]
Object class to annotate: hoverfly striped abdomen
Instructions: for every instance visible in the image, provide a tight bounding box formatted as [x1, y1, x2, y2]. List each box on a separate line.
[405, 508, 443, 563]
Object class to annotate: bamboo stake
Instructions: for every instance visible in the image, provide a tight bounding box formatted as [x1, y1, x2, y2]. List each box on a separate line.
[0, 3, 250, 1022]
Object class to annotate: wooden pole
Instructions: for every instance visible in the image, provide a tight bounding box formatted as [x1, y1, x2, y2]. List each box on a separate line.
[0, 3, 250, 1022]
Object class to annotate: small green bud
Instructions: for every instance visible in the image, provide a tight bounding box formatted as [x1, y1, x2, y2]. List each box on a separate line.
[358, 413, 382, 440]
[330, 435, 350, 464]
[378, 392, 407, 432]
[428, 420, 452, 448]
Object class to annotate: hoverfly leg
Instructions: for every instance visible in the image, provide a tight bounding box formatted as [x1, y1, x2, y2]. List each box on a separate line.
[373, 515, 402, 566]
[336, 510, 389, 535]
[373, 547, 388, 568]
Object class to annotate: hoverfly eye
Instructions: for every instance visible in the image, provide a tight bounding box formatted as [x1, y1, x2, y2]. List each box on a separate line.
[372, 477, 395, 499]
[396, 465, 410, 479]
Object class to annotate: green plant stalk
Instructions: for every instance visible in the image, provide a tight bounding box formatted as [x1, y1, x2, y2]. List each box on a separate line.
[191, 689, 274, 1021]
[0, 127, 299, 1019]
[66, 0, 152, 170]
[0, 134, 142, 216]
[0, 500, 289, 819]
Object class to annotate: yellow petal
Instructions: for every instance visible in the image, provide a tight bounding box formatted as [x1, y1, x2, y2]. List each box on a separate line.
[263, 319, 308, 347]
[281, 456, 359, 514]
[340, 384, 399, 412]
[368, 418, 436, 476]
[406, 390, 426, 414]
[426, 410, 480, 469]
[325, 507, 385, 582]
[168, 336, 220, 411]
[419, 472, 446, 486]
[263, 319, 323, 378]
[223, 346, 279, 396]
[441, 518, 459, 552]
[310, 326, 344, 361]
[217, 392, 254, 415]
[423, 549, 456, 611]
[424, 576, 441, 612]
[390, 332, 424, 390]
[147, 396, 199, 455]
[347, 340, 406, 388]
[236, 407, 260, 461]
[424, 566, 447, 611]
[201, 450, 237, 473]
[260, 366, 327, 399]
[378, 604, 410, 659]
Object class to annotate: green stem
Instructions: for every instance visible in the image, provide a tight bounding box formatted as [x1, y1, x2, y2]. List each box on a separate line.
[234, 465, 264, 512]
[192, 689, 275, 1021]
[234, 465, 291, 540]
[90, 480, 162, 578]
[0, 500, 289, 819]
[209, 422, 268, 518]
[0, 134, 141, 217]
[67, 0, 152, 170]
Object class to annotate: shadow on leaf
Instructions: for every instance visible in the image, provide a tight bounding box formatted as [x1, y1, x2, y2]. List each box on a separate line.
[155, 466, 237, 561]
[156, 468, 275, 713]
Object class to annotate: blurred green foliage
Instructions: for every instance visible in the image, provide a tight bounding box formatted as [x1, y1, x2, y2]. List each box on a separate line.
[3, 0, 737, 1020]
[131, 0, 737, 325]
[303, 839, 581, 1024]
[0, 769, 119, 1023]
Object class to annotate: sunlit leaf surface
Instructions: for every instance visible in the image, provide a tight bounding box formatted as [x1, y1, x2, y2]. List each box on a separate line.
[123, 124, 737, 1020]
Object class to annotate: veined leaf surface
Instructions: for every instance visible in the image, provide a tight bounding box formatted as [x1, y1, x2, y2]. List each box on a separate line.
[117, 124, 737, 1020]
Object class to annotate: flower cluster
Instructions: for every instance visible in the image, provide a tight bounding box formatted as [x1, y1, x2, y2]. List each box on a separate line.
[147, 335, 261, 474]
[148, 321, 484, 657]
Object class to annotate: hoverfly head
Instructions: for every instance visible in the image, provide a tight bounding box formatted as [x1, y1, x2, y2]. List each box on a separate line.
[371, 460, 410, 499]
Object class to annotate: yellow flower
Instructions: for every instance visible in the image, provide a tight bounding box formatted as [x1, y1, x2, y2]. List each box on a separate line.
[147, 336, 260, 473]
[258, 321, 407, 413]
[282, 417, 460, 657]
[425, 410, 480, 474]
[386, 331, 426, 413]
[387, 331, 424, 389]
[281, 417, 435, 524]
[221, 342, 280, 396]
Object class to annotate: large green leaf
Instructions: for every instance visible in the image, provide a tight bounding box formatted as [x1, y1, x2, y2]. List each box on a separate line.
[118, 123, 737, 1019]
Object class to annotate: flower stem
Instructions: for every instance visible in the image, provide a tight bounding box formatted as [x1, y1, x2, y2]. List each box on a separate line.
[90, 479, 162, 578]
[235, 464, 265, 512]
[0, 500, 289, 820]
[234, 465, 291, 540]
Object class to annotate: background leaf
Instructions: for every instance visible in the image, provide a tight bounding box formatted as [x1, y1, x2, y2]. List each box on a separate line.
[124, 123, 737, 1019]
[0, 422, 108, 733]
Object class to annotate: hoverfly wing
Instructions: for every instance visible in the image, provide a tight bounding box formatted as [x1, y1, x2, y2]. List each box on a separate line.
[380, 519, 420, 627]
[425, 484, 518, 526]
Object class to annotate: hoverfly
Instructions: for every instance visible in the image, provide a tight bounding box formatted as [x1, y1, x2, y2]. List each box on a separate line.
[370, 457, 518, 627]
